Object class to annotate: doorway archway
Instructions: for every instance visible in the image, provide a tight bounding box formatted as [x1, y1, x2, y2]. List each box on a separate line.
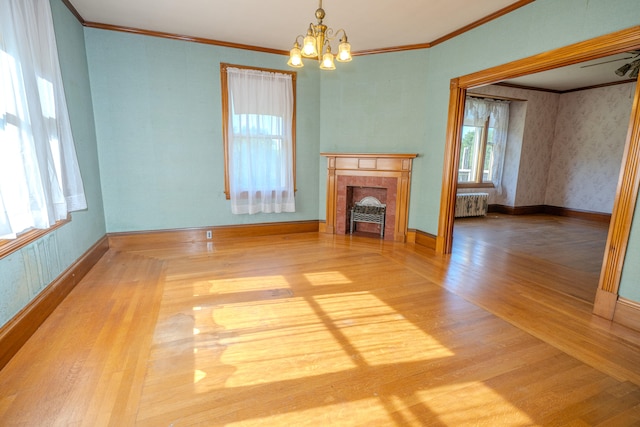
[437, 26, 640, 319]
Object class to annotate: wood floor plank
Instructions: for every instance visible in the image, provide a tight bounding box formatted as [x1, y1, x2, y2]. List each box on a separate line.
[0, 251, 165, 426]
[1, 215, 640, 425]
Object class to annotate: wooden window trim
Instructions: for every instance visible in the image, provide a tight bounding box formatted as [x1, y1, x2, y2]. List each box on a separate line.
[458, 115, 494, 186]
[457, 182, 495, 189]
[476, 116, 490, 183]
[0, 218, 70, 260]
[219, 63, 297, 200]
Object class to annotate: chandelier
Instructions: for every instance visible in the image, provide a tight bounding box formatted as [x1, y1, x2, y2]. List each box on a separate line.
[287, 0, 352, 70]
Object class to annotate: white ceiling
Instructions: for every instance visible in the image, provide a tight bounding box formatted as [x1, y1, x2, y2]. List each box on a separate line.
[67, 0, 638, 91]
[502, 52, 640, 92]
[68, 0, 522, 52]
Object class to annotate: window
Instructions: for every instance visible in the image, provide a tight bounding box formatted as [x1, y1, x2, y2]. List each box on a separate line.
[458, 96, 509, 190]
[220, 63, 296, 214]
[0, 0, 86, 252]
[459, 117, 495, 184]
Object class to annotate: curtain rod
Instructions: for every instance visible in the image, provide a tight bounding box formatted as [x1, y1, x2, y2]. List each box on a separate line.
[467, 92, 525, 102]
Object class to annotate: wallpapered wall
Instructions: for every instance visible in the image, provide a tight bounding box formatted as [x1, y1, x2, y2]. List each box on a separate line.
[466, 82, 635, 214]
[498, 100, 527, 207]
[546, 83, 636, 213]
[470, 84, 560, 207]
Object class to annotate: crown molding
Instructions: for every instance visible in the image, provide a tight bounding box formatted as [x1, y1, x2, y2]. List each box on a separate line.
[62, 0, 535, 56]
[429, 0, 535, 48]
[495, 78, 637, 94]
[60, 0, 85, 24]
[83, 22, 289, 56]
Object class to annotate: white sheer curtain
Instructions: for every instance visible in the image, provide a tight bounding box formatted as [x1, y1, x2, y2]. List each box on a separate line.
[0, 0, 86, 239]
[226, 67, 295, 214]
[464, 96, 510, 193]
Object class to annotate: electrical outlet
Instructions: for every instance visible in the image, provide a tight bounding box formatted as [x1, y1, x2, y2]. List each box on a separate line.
[206, 230, 212, 239]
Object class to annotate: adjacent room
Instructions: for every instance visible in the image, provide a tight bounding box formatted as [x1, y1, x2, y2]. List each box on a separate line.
[2, 0, 640, 424]
[454, 61, 637, 303]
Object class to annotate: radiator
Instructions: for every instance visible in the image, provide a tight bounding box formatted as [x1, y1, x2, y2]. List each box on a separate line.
[455, 193, 488, 218]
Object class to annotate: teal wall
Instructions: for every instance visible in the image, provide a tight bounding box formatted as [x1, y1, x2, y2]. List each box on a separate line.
[84, 29, 321, 232]
[0, 0, 105, 327]
[620, 195, 640, 301]
[317, 50, 431, 221]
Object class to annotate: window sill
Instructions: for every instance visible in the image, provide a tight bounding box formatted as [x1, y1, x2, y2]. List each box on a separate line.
[457, 182, 495, 189]
[0, 218, 69, 260]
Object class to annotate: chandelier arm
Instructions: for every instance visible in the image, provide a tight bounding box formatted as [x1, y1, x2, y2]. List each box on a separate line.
[325, 28, 348, 43]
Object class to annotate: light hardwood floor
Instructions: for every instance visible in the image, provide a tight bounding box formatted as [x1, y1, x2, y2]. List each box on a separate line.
[454, 213, 609, 303]
[1, 214, 640, 425]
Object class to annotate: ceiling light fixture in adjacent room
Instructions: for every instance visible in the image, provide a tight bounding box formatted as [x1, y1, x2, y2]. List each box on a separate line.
[287, 0, 352, 70]
[628, 61, 640, 79]
[615, 54, 640, 78]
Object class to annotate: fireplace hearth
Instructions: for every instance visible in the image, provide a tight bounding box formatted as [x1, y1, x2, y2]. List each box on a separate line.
[321, 153, 417, 242]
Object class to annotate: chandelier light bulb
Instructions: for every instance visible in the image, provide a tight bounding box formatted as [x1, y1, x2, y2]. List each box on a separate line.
[288, 43, 304, 68]
[320, 47, 336, 70]
[337, 39, 352, 62]
[302, 31, 318, 57]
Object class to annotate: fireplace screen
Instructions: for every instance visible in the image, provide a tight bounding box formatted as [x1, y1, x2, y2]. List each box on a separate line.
[350, 196, 386, 238]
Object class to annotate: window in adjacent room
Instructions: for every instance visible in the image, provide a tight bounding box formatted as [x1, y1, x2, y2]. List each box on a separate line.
[0, 0, 86, 256]
[220, 63, 296, 215]
[458, 96, 510, 190]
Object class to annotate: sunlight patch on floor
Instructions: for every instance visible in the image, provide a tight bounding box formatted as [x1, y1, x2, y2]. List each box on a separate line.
[193, 369, 207, 384]
[303, 271, 352, 286]
[223, 396, 402, 426]
[314, 292, 454, 365]
[206, 275, 292, 294]
[416, 381, 535, 426]
[212, 297, 359, 387]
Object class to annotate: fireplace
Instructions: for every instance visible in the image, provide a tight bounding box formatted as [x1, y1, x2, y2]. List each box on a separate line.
[321, 153, 417, 242]
[340, 177, 395, 238]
